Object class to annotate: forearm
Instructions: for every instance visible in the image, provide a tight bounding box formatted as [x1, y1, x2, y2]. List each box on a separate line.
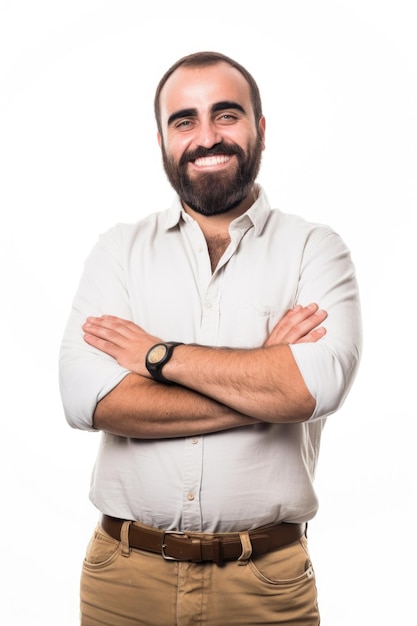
[93, 372, 258, 438]
[82, 305, 324, 426]
[163, 343, 316, 423]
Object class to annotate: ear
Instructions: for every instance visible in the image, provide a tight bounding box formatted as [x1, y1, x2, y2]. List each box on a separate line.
[157, 132, 162, 148]
[259, 116, 266, 150]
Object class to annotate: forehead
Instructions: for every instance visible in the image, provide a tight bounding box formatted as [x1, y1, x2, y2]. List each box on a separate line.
[158, 62, 254, 124]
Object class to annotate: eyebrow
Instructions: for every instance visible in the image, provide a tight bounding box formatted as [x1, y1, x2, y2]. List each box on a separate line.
[212, 101, 246, 115]
[167, 101, 246, 126]
[167, 108, 197, 126]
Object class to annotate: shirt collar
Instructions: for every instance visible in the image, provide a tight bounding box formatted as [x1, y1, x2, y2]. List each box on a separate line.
[163, 184, 272, 235]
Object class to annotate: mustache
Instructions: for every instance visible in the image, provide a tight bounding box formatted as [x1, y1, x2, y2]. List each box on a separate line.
[179, 142, 244, 166]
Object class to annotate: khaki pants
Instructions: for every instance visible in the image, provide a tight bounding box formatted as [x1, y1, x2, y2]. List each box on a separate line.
[80, 523, 320, 625]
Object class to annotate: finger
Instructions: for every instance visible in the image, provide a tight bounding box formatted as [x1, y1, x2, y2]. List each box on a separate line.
[83, 321, 131, 349]
[293, 326, 327, 344]
[266, 304, 326, 345]
[83, 316, 139, 341]
[83, 331, 124, 358]
[275, 304, 320, 331]
[284, 309, 328, 344]
[286, 303, 321, 323]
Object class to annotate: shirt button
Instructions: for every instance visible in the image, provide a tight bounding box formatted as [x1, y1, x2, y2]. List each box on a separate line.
[192, 437, 198, 444]
[187, 493, 195, 501]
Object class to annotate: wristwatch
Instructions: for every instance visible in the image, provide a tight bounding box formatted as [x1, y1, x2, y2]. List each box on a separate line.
[145, 342, 183, 384]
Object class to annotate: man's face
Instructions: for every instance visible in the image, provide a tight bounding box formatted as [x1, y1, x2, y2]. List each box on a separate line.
[157, 63, 265, 216]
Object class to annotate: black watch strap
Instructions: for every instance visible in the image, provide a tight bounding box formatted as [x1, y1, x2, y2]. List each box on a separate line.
[145, 342, 183, 384]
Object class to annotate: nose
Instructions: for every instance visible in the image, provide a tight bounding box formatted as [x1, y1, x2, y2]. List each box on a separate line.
[194, 119, 222, 148]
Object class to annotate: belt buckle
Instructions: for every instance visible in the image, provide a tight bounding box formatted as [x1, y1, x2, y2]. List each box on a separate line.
[161, 530, 186, 561]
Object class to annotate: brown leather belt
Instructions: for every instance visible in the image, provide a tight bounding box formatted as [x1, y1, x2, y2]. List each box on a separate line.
[101, 514, 305, 566]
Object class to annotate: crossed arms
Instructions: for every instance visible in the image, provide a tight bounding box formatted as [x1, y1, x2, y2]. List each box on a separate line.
[59, 220, 362, 437]
[82, 304, 328, 439]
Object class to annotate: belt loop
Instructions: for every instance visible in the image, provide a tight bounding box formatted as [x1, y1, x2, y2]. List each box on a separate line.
[190, 537, 203, 563]
[212, 537, 224, 566]
[120, 520, 132, 557]
[237, 531, 252, 566]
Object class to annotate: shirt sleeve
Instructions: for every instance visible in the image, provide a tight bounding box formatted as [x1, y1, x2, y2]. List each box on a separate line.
[289, 227, 362, 421]
[59, 226, 132, 431]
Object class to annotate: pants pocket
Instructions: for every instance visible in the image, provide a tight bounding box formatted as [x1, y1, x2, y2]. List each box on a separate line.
[83, 524, 121, 569]
[249, 536, 315, 586]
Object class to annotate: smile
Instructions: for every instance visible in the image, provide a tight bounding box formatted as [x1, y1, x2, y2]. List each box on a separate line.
[193, 155, 232, 167]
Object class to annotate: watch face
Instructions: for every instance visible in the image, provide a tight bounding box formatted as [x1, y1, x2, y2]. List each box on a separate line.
[148, 344, 168, 364]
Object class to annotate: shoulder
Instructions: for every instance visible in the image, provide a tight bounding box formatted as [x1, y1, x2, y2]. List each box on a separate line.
[97, 210, 171, 249]
[265, 208, 341, 248]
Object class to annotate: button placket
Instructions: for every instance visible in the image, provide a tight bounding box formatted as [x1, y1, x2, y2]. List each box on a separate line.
[182, 436, 203, 529]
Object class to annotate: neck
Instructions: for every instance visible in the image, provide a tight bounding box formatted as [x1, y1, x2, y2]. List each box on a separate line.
[181, 186, 257, 239]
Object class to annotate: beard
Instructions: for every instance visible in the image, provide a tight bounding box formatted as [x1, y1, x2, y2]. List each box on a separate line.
[161, 136, 263, 216]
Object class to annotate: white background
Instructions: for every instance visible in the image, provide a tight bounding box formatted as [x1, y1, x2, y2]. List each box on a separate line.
[1, 1, 416, 624]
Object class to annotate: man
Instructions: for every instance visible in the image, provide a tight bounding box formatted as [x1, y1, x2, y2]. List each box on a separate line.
[59, 51, 362, 625]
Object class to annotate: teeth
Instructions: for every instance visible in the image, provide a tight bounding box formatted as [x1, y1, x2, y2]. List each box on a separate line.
[194, 155, 230, 166]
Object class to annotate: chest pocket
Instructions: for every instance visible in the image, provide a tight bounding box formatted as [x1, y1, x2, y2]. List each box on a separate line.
[219, 302, 289, 349]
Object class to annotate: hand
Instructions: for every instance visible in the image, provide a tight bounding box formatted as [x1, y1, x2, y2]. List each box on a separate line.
[83, 315, 161, 376]
[264, 303, 327, 347]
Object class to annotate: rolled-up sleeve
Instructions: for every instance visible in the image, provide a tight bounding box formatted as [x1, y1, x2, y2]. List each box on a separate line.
[59, 227, 132, 431]
[290, 228, 362, 420]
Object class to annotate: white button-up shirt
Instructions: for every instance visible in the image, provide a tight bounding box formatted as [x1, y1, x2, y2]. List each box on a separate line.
[59, 186, 362, 532]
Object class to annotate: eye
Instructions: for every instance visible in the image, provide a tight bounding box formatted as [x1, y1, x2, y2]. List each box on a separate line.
[174, 119, 194, 130]
[216, 112, 239, 124]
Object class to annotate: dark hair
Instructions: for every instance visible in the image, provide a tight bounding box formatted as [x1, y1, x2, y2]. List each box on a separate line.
[154, 51, 263, 135]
